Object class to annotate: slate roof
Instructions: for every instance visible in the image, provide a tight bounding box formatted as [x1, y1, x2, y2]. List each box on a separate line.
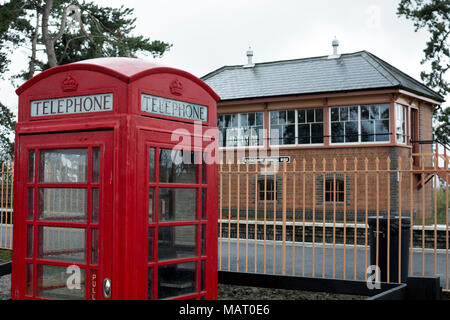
[201, 51, 444, 103]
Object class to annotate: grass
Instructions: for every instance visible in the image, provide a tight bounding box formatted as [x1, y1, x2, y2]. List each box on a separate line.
[0, 249, 12, 262]
[414, 186, 449, 225]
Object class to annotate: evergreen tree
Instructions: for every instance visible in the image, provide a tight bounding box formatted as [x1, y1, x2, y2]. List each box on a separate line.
[397, 0, 450, 143]
[0, 0, 172, 160]
[0, 102, 16, 163]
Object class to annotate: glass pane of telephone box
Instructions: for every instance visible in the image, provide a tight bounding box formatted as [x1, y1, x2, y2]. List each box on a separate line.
[37, 226, 86, 263]
[39, 149, 88, 183]
[158, 262, 196, 299]
[159, 149, 197, 183]
[28, 150, 35, 182]
[158, 188, 196, 222]
[38, 188, 87, 222]
[158, 225, 196, 261]
[26, 264, 33, 296]
[37, 265, 85, 300]
[92, 148, 100, 183]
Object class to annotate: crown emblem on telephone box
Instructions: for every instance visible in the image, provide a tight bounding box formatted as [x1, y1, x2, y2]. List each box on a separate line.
[169, 78, 183, 96]
[62, 74, 78, 92]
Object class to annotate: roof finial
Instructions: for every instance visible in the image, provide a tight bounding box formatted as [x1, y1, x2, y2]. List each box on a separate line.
[332, 36, 339, 55]
[328, 37, 341, 59]
[244, 46, 255, 68]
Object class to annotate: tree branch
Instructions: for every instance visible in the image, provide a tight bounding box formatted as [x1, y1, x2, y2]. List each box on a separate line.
[51, 5, 83, 43]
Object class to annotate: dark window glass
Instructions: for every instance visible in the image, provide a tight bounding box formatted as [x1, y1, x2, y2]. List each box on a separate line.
[158, 225, 196, 261]
[361, 120, 375, 142]
[307, 109, 315, 123]
[158, 262, 196, 299]
[148, 228, 154, 262]
[345, 121, 359, 142]
[278, 111, 286, 124]
[331, 108, 339, 121]
[282, 125, 295, 144]
[248, 113, 255, 126]
[315, 109, 323, 122]
[255, 112, 263, 126]
[217, 115, 224, 127]
[91, 188, 99, 223]
[325, 179, 345, 203]
[340, 107, 348, 121]
[298, 124, 310, 144]
[349, 106, 358, 121]
[370, 105, 380, 120]
[201, 261, 206, 291]
[148, 148, 155, 183]
[311, 123, 324, 144]
[376, 120, 390, 142]
[298, 109, 306, 123]
[148, 268, 154, 300]
[361, 106, 370, 120]
[287, 110, 295, 124]
[92, 147, 100, 183]
[201, 189, 206, 220]
[380, 104, 390, 119]
[201, 225, 206, 256]
[258, 179, 275, 201]
[331, 122, 345, 143]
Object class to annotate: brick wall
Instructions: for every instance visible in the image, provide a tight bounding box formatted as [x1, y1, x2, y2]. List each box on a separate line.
[219, 145, 434, 220]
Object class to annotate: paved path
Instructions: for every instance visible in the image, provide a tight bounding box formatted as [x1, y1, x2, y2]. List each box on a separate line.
[219, 239, 450, 290]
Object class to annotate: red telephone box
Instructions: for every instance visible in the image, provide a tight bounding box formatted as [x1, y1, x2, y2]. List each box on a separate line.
[12, 57, 220, 300]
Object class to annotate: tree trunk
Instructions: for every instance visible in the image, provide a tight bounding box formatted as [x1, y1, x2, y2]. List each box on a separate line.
[42, 0, 58, 68]
[26, 9, 40, 80]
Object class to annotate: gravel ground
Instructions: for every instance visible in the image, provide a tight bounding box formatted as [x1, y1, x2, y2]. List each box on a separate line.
[0, 274, 11, 300]
[218, 284, 366, 300]
[1, 274, 448, 300]
[0, 276, 366, 300]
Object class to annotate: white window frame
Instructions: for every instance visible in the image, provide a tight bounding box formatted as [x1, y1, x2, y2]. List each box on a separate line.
[329, 104, 391, 146]
[218, 112, 265, 149]
[268, 108, 325, 148]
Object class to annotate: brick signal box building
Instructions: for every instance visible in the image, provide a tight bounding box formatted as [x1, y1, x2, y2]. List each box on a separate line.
[202, 44, 445, 222]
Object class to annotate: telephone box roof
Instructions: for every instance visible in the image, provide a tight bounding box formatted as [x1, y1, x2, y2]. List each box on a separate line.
[16, 57, 220, 101]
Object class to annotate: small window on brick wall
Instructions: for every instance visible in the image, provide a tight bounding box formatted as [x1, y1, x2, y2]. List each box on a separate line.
[258, 179, 276, 201]
[325, 179, 345, 203]
[317, 174, 350, 205]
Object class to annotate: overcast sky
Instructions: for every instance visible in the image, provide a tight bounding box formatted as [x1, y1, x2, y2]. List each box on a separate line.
[0, 0, 441, 116]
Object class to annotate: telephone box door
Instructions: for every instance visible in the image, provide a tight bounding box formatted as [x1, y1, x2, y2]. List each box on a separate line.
[15, 130, 113, 300]
[138, 129, 217, 300]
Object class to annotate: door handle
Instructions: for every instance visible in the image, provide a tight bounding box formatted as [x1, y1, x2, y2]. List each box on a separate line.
[103, 278, 111, 298]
